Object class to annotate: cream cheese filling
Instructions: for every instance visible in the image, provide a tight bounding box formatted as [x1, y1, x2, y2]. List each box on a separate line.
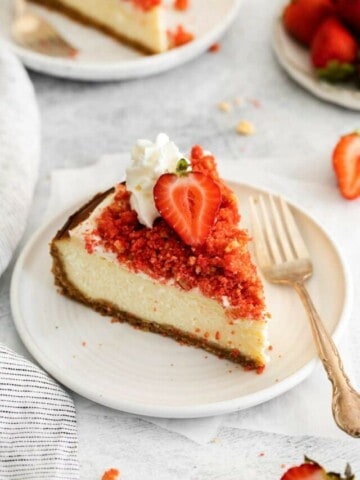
[57, 236, 268, 364]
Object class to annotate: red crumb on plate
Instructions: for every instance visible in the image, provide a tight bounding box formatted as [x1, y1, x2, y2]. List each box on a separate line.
[81, 341, 86, 347]
[168, 25, 194, 47]
[101, 469, 120, 480]
[174, 0, 189, 10]
[256, 365, 265, 375]
[209, 43, 221, 53]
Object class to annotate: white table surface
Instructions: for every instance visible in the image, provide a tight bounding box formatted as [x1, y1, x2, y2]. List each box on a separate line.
[1, 0, 360, 478]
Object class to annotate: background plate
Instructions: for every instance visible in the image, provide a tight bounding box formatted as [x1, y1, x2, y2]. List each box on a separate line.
[272, 16, 360, 111]
[10, 181, 350, 418]
[0, 0, 241, 81]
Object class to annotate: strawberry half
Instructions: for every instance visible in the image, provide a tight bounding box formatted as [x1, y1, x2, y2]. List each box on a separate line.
[333, 132, 360, 200]
[283, 0, 335, 47]
[281, 463, 326, 480]
[311, 17, 358, 82]
[281, 457, 354, 480]
[153, 168, 222, 246]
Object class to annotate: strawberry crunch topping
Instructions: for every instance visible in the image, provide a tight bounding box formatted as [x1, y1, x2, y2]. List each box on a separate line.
[92, 146, 264, 319]
[130, 0, 161, 11]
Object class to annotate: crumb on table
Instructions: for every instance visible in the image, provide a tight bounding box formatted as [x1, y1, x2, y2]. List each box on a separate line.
[236, 120, 255, 136]
[218, 101, 232, 113]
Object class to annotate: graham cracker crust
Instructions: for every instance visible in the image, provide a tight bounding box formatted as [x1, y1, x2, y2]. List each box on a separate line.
[29, 0, 160, 55]
[50, 192, 261, 370]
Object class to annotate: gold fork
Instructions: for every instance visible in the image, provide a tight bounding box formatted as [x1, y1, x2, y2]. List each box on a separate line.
[250, 194, 360, 438]
[11, 0, 78, 58]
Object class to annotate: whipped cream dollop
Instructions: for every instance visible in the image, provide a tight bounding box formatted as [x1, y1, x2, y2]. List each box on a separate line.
[126, 133, 184, 228]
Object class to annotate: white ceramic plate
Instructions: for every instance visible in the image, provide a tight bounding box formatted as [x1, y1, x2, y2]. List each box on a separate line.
[11, 180, 351, 418]
[272, 16, 360, 110]
[0, 0, 241, 81]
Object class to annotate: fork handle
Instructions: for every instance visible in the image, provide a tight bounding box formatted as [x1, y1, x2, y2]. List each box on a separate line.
[294, 281, 360, 438]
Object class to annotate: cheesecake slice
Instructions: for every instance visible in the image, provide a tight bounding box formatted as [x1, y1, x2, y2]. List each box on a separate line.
[29, 0, 169, 54]
[50, 135, 269, 370]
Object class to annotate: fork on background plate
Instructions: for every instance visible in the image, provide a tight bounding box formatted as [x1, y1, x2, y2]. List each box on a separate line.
[250, 194, 360, 438]
[11, 0, 78, 58]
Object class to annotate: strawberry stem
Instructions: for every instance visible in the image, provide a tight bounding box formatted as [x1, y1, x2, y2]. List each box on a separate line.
[316, 60, 355, 83]
[176, 158, 191, 176]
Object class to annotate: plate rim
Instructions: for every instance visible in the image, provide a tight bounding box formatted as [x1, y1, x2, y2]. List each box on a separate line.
[3, 0, 242, 81]
[272, 14, 360, 111]
[10, 179, 353, 418]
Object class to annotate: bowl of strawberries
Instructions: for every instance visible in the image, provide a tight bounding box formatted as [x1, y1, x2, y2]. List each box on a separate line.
[272, 0, 360, 109]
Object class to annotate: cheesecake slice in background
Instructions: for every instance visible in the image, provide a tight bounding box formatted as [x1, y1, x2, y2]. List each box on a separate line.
[29, 0, 169, 53]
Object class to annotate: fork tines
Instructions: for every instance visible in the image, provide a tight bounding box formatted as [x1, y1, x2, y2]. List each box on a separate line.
[12, 6, 78, 58]
[249, 194, 310, 266]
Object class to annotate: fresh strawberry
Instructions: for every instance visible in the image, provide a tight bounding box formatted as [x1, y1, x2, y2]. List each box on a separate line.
[283, 0, 335, 46]
[336, 0, 360, 34]
[333, 132, 360, 199]
[281, 462, 326, 480]
[153, 162, 222, 246]
[311, 17, 358, 82]
[281, 457, 354, 480]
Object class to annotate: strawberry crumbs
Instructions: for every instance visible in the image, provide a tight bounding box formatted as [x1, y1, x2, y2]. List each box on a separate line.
[101, 469, 120, 480]
[129, 0, 161, 11]
[168, 25, 194, 47]
[174, 0, 189, 10]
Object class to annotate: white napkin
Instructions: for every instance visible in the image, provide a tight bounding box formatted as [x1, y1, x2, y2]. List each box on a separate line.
[0, 344, 79, 479]
[47, 154, 358, 445]
[0, 42, 40, 277]
[0, 43, 80, 479]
